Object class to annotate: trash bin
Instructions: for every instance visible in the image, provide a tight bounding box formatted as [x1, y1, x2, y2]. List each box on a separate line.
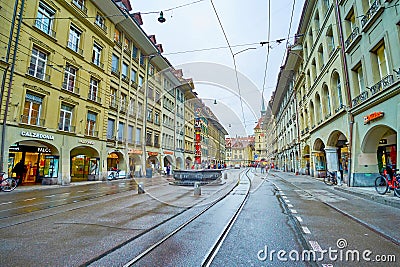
[146, 168, 152, 178]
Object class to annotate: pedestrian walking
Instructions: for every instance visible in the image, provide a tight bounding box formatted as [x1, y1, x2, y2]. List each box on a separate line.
[166, 163, 171, 176]
[12, 159, 26, 186]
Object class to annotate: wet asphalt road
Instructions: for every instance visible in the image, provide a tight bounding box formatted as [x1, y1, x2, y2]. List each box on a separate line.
[0, 169, 399, 266]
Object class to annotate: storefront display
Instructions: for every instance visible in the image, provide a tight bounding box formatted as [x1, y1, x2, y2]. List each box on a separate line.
[8, 144, 57, 184]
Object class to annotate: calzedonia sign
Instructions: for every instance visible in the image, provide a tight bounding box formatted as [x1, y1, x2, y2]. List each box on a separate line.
[21, 131, 54, 140]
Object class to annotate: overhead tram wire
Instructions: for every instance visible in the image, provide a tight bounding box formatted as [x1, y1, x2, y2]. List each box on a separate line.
[209, 0, 247, 129]
[261, 0, 271, 99]
[140, 0, 208, 14]
[280, 0, 297, 67]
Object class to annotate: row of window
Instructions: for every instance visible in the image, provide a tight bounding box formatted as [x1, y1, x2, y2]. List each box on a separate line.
[23, 92, 97, 136]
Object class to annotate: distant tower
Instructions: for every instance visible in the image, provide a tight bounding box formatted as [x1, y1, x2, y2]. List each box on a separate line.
[260, 95, 266, 117]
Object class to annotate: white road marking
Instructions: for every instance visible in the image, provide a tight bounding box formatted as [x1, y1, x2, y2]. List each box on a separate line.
[24, 198, 36, 201]
[45, 195, 55, 198]
[302, 226, 311, 234]
[290, 209, 297, 214]
[0, 201, 12, 205]
[295, 216, 303, 222]
[77, 190, 85, 193]
[282, 196, 287, 199]
[287, 204, 294, 208]
[309, 240, 323, 252]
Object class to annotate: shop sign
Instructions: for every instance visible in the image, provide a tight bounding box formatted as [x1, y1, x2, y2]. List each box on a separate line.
[21, 131, 54, 140]
[79, 139, 94, 145]
[128, 149, 142, 154]
[164, 151, 173, 155]
[38, 147, 51, 153]
[148, 152, 158, 156]
[364, 111, 384, 124]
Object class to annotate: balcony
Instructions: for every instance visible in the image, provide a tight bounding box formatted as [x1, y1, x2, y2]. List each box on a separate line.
[121, 74, 129, 83]
[131, 80, 138, 88]
[67, 41, 83, 56]
[27, 67, 50, 82]
[72, 0, 87, 15]
[344, 26, 360, 51]
[58, 124, 76, 133]
[88, 93, 101, 103]
[134, 140, 142, 146]
[34, 20, 56, 38]
[86, 129, 98, 137]
[361, 0, 383, 30]
[20, 115, 45, 126]
[94, 20, 107, 33]
[369, 74, 395, 96]
[352, 91, 369, 107]
[92, 59, 104, 69]
[109, 100, 118, 110]
[111, 67, 120, 77]
[119, 104, 127, 113]
[61, 82, 79, 95]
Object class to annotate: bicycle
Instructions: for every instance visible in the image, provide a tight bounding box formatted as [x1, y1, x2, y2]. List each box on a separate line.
[0, 172, 18, 192]
[374, 168, 400, 197]
[107, 167, 121, 180]
[324, 171, 337, 186]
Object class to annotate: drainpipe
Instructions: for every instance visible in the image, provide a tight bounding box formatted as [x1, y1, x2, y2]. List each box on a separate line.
[334, 0, 354, 186]
[0, 0, 25, 173]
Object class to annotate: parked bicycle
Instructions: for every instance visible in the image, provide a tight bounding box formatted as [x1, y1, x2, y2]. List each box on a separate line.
[0, 172, 18, 192]
[374, 168, 400, 197]
[108, 167, 121, 180]
[324, 171, 338, 186]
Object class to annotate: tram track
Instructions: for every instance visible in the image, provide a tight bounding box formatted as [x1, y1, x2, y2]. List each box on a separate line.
[85, 169, 252, 267]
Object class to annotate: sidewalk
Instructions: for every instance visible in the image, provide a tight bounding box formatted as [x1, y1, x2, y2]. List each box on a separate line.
[8, 174, 168, 193]
[270, 170, 400, 209]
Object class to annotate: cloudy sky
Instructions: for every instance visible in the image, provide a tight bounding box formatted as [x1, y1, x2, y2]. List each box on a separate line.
[131, 0, 304, 136]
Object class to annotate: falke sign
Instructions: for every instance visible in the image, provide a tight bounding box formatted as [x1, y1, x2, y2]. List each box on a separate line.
[364, 112, 384, 124]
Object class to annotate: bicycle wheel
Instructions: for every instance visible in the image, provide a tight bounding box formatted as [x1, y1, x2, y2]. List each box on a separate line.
[374, 175, 388, 195]
[1, 178, 17, 192]
[324, 173, 335, 186]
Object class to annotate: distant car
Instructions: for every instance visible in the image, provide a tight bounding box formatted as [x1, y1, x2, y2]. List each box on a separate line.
[234, 164, 240, 169]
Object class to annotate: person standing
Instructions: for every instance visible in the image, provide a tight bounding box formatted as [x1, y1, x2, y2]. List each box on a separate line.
[12, 159, 26, 186]
[166, 163, 171, 176]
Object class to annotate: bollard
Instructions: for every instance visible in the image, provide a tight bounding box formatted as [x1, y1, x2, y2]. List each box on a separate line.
[138, 182, 145, 194]
[223, 173, 228, 180]
[194, 182, 201, 196]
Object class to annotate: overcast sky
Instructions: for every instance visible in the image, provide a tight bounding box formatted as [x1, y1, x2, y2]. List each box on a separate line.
[131, 0, 304, 136]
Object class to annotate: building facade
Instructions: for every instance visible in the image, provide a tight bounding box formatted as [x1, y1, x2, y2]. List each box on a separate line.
[268, 0, 399, 186]
[0, 0, 204, 185]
